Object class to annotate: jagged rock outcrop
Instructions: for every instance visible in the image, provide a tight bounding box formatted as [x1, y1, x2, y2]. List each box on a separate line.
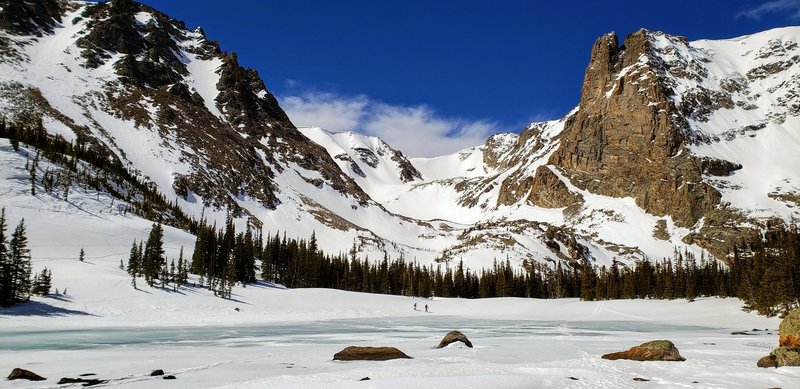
[548, 30, 721, 228]
[527, 166, 583, 208]
[0, 0, 63, 36]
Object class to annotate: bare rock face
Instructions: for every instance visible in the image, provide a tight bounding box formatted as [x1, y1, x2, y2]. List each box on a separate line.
[436, 330, 473, 349]
[333, 346, 412, 361]
[547, 30, 720, 228]
[527, 166, 583, 208]
[7, 368, 46, 381]
[602, 340, 685, 361]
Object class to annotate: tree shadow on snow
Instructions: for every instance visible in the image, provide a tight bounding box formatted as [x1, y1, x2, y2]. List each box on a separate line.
[248, 281, 287, 290]
[0, 299, 94, 317]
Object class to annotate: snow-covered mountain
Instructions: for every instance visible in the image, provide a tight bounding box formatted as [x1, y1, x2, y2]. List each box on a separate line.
[1, 0, 799, 272]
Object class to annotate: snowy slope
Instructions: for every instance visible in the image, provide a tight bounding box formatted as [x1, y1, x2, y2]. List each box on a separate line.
[1, 0, 799, 276]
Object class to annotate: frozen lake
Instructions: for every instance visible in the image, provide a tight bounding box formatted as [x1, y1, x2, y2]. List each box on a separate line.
[2, 316, 797, 388]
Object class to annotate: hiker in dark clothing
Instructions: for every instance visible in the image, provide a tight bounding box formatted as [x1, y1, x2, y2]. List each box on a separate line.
[414, 303, 417, 311]
[425, 304, 428, 312]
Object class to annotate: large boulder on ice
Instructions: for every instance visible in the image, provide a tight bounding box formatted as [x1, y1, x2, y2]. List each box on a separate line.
[436, 330, 473, 349]
[7, 368, 46, 381]
[601, 340, 685, 361]
[333, 346, 412, 361]
[757, 308, 800, 368]
[779, 308, 800, 348]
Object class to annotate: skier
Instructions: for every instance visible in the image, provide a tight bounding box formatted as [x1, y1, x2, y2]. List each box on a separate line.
[413, 302, 417, 311]
[425, 304, 428, 312]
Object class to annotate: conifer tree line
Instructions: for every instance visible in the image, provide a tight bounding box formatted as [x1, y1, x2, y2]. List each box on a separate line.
[185, 217, 800, 316]
[0, 208, 52, 307]
[0, 118, 201, 233]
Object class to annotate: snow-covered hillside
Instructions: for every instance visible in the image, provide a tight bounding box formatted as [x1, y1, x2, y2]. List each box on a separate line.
[1, 0, 799, 275]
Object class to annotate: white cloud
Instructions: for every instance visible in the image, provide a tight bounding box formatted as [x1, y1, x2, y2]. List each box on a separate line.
[736, 0, 800, 20]
[279, 92, 498, 158]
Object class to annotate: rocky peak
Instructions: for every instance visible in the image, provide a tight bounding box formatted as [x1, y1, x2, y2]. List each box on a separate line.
[548, 29, 722, 228]
[0, 0, 63, 36]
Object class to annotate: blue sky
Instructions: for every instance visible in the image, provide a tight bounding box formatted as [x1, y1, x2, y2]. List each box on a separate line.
[136, 0, 799, 156]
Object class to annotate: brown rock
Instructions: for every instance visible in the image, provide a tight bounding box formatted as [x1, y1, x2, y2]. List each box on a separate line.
[7, 368, 46, 381]
[333, 346, 412, 361]
[150, 369, 165, 376]
[758, 355, 778, 368]
[772, 347, 800, 367]
[779, 308, 800, 348]
[527, 165, 583, 208]
[436, 330, 473, 349]
[547, 30, 721, 231]
[602, 340, 685, 361]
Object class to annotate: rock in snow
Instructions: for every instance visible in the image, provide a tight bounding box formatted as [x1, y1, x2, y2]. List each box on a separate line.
[333, 346, 412, 361]
[7, 368, 46, 381]
[436, 330, 474, 348]
[601, 340, 686, 361]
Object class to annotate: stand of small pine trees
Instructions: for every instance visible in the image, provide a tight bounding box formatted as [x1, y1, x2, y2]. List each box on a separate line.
[0, 208, 54, 306]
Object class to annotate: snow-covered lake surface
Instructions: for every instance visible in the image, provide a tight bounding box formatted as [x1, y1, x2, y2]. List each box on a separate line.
[3, 294, 800, 388]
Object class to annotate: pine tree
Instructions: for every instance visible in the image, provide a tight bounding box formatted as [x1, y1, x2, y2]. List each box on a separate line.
[0, 208, 11, 306]
[142, 223, 164, 286]
[170, 259, 177, 291]
[8, 219, 32, 303]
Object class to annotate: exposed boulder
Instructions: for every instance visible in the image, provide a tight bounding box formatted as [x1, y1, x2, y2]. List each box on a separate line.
[772, 347, 800, 367]
[333, 346, 412, 361]
[757, 355, 778, 368]
[601, 340, 685, 361]
[150, 369, 165, 376]
[7, 368, 46, 381]
[779, 308, 800, 348]
[436, 330, 473, 349]
[758, 308, 800, 368]
[57, 377, 106, 386]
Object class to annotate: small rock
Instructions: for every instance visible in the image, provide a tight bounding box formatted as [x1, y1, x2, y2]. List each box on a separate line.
[8, 368, 46, 381]
[79, 373, 97, 377]
[360, 376, 371, 381]
[163, 375, 177, 380]
[234, 307, 240, 312]
[436, 330, 473, 349]
[57, 377, 106, 386]
[633, 377, 650, 382]
[333, 346, 412, 361]
[731, 331, 753, 336]
[568, 376, 579, 380]
[150, 369, 165, 376]
[757, 355, 778, 368]
[602, 340, 685, 361]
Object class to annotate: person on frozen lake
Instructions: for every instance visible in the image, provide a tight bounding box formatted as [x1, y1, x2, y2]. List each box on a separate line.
[414, 303, 417, 311]
[425, 304, 428, 312]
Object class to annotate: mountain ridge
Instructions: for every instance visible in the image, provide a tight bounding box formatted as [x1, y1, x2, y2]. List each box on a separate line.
[1, 0, 798, 271]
